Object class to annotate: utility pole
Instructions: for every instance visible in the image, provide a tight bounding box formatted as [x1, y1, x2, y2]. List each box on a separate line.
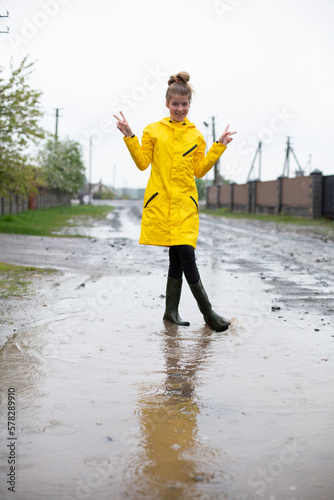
[55, 108, 59, 141]
[54, 108, 64, 141]
[212, 116, 220, 185]
[282, 136, 303, 177]
[282, 136, 290, 177]
[304, 154, 312, 175]
[0, 10, 9, 34]
[204, 117, 220, 185]
[88, 136, 92, 205]
[212, 115, 216, 142]
[247, 142, 262, 181]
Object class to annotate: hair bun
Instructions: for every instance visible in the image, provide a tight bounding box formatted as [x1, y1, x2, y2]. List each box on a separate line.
[176, 71, 190, 83]
[166, 71, 194, 102]
[168, 71, 190, 86]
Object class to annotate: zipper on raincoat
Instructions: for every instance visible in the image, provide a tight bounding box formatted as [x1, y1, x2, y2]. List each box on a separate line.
[144, 192, 159, 208]
[182, 144, 198, 157]
[190, 196, 199, 212]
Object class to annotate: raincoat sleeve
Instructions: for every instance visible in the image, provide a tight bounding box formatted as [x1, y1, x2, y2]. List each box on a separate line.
[193, 136, 227, 178]
[123, 127, 154, 171]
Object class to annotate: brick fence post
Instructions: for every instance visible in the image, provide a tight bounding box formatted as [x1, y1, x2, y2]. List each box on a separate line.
[310, 169, 323, 218]
[254, 180, 258, 214]
[230, 182, 235, 212]
[277, 175, 286, 215]
[217, 183, 221, 208]
[248, 179, 258, 214]
[206, 185, 218, 209]
[250, 180, 258, 214]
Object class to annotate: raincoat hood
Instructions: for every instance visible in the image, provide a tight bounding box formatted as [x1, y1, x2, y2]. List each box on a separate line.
[159, 116, 197, 130]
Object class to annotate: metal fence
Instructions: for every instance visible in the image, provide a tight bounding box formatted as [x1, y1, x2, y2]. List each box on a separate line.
[322, 175, 334, 219]
[0, 189, 71, 216]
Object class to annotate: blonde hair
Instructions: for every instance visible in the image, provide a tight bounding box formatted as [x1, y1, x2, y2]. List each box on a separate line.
[166, 71, 194, 103]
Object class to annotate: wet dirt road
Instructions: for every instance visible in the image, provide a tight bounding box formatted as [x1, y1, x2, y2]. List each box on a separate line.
[0, 200, 333, 500]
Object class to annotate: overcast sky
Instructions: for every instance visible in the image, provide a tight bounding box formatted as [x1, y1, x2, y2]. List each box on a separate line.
[1, 0, 333, 189]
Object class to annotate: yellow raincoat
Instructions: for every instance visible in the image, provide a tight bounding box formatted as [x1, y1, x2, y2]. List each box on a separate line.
[124, 116, 227, 248]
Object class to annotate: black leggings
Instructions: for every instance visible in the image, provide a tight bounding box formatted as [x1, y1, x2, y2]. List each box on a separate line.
[168, 245, 200, 285]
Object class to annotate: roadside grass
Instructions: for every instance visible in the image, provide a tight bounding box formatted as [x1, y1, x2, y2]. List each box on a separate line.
[0, 204, 113, 237]
[0, 262, 57, 298]
[201, 207, 334, 234]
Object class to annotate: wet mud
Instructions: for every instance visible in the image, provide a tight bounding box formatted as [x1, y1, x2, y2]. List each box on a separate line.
[0, 200, 333, 499]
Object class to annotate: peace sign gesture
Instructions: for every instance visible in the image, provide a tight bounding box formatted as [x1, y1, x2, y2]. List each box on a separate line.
[218, 125, 237, 146]
[113, 111, 133, 137]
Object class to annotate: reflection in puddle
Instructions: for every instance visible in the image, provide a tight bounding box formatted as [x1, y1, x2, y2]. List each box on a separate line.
[124, 324, 230, 499]
[82, 210, 141, 240]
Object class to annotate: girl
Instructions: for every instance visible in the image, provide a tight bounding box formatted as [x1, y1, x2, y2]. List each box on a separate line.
[114, 71, 236, 332]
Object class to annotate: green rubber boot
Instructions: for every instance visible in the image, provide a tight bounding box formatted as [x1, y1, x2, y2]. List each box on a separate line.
[189, 279, 230, 332]
[163, 277, 190, 326]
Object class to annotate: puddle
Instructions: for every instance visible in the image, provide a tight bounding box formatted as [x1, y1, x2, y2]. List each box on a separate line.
[0, 201, 333, 499]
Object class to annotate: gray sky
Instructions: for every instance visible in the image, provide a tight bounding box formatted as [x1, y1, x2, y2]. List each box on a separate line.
[1, 0, 334, 189]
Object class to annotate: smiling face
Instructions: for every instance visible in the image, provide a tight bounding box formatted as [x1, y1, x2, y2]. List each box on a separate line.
[166, 94, 190, 122]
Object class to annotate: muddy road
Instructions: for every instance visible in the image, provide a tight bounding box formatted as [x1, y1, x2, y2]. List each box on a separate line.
[0, 200, 333, 500]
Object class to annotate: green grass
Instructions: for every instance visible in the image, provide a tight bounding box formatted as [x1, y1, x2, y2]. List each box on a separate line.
[0, 204, 113, 237]
[201, 207, 334, 232]
[0, 262, 57, 298]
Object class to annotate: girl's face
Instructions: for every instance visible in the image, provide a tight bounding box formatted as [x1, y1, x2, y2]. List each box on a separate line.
[166, 94, 190, 122]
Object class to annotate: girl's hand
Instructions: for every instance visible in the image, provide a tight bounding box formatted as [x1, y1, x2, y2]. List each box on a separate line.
[113, 111, 133, 137]
[218, 125, 237, 146]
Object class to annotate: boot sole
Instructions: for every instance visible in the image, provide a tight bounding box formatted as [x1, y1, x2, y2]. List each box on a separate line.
[205, 319, 230, 332]
[163, 317, 190, 327]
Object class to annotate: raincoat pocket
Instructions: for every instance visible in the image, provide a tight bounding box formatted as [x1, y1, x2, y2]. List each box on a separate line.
[190, 196, 199, 213]
[182, 144, 198, 157]
[144, 192, 159, 208]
